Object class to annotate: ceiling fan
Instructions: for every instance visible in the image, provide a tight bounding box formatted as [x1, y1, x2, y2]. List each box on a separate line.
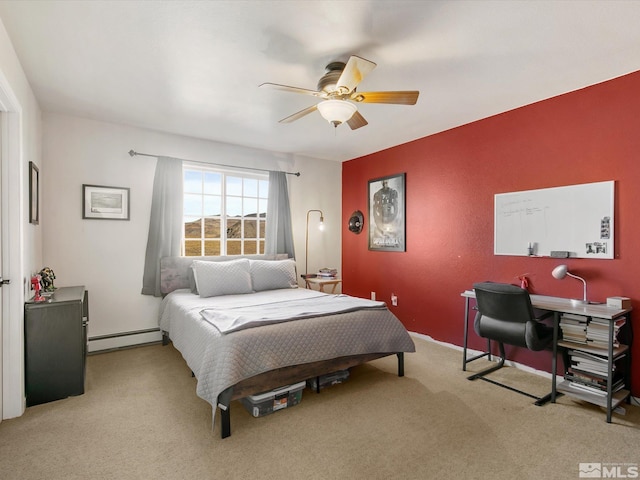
[260, 55, 419, 130]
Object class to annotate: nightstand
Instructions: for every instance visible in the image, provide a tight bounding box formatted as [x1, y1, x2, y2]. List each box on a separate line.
[305, 277, 342, 293]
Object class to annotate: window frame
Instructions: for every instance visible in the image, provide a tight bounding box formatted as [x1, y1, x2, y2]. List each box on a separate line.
[182, 163, 268, 257]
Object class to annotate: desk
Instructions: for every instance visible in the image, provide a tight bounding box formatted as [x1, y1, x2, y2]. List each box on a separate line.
[305, 277, 342, 293]
[461, 290, 631, 422]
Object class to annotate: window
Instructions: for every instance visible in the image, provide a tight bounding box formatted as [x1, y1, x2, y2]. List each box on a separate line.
[183, 165, 268, 256]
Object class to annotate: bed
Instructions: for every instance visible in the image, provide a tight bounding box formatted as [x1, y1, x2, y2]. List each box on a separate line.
[158, 255, 415, 438]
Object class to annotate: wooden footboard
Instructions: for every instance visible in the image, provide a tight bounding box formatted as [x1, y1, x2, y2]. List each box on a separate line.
[217, 352, 405, 438]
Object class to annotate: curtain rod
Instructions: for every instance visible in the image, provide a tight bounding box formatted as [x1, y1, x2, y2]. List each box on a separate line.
[128, 150, 301, 177]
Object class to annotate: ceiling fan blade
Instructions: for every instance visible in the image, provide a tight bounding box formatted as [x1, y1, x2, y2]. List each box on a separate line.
[351, 91, 419, 105]
[346, 110, 368, 130]
[279, 104, 318, 123]
[336, 56, 377, 94]
[260, 82, 324, 97]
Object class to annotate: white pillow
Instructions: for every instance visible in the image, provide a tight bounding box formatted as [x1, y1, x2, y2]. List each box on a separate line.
[250, 259, 297, 291]
[193, 259, 253, 298]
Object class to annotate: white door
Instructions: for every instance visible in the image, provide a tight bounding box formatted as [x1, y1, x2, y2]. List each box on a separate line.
[0, 84, 23, 420]
[0, 112, 4, 421]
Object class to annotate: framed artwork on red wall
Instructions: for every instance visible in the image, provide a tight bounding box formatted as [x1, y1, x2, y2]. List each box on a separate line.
[368, 173, 405, 252]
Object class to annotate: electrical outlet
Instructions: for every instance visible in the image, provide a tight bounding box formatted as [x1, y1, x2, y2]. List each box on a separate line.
[391, 294, 398, 306]
[371, 291, 376, 301]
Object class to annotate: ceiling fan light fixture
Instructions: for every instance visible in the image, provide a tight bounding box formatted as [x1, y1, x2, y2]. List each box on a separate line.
[317, 99, 357, 127]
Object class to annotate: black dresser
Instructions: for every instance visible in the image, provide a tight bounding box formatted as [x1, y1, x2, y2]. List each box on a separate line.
[24, 286, 89, 406]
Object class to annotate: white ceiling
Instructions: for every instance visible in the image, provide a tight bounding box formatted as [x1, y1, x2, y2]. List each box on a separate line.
[1, 0, 640, 162]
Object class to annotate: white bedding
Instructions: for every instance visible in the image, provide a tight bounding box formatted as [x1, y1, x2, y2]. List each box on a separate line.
[159, 288, 415, 410]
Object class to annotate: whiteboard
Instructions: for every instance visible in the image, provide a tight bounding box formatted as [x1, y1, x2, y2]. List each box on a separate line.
[494, 181, 614, 259]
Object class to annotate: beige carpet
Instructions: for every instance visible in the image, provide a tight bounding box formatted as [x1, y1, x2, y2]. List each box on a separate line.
[0, 336, 638, 480]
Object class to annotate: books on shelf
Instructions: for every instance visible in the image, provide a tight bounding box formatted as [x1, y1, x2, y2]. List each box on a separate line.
[567, 348, 625, 376]
[556, 311, 629, 416]
[565, 369, 624, 394]
[559, 313, 588, 344]
[557, 380, 629, 409]
[585, 317, 626, 349]
[564, 347, 626, 398]
[559, 314, 626, 350]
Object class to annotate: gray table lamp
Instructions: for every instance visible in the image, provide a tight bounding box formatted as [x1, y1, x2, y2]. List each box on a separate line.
[552, 264, 587, 304]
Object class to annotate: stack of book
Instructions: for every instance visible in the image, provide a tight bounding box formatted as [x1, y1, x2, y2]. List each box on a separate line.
[566, 349, 625, 396]
[559, 313, 589, 344]
[317, 268, 338, 278]
[586, 316, 626, 349]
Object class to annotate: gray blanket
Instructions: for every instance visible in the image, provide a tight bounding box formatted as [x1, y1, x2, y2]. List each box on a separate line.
[200, 294, 386, 333]
[159, 288, 415, 412]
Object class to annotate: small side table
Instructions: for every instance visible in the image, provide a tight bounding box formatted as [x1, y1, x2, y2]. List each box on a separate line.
[305, 277, 342, 294]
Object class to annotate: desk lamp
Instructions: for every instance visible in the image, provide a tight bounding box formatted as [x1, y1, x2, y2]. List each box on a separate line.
[552, 264, 587, 304]
[303, 209, 324, 280]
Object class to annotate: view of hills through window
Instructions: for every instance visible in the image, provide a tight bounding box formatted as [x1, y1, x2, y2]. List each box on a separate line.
[183, 167, 268, 256]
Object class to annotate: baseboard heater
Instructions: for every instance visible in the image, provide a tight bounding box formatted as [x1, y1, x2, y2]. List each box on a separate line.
[88, 327, 162, 353]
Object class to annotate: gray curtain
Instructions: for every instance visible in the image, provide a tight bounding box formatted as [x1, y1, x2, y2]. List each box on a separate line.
[264, 171, 295, 258]
[141, 156, 183, 296]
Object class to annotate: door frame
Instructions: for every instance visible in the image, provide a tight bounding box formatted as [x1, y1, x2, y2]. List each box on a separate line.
[0, 78, 26, 420]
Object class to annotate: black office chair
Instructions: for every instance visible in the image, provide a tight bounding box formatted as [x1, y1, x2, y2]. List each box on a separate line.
[467, 282, 555, 405]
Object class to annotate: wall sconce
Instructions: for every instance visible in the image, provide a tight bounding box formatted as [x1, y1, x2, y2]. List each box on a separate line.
[303, 209, 324, 279]
[552, 264, 588, 304]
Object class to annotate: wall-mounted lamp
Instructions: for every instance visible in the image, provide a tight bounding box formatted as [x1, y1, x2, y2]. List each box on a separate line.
[552, 264, 588, 304]
[303, 209, 324, 279]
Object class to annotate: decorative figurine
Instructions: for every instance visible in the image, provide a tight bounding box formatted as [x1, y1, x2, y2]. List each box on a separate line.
[31, 275, 46, 302]
[39, 267, 56, 292]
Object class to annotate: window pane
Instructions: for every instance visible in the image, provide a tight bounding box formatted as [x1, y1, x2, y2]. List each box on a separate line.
[204, 240, 220, 256]
[226, 196, 242, 216]
[243, 197, 257, 217]
[244, 219, 257, 239]
[203, 195, 221, 216]
[244, 240, 257, 254]
[259, 199, 268, 216]
[259, 180, 269, 198]
[204, 172, 221, 195]
[204, 217, 220, 239]
[227, 218, 241, 238]
[259, 240, 264, 254]
[259, 220, 265, 239]
[184, 170, 202, 194]
[226, 176, 242, 196]
[184, 240, 202, 256]
[184, 218, 201, 239]
[184, 194, 202, 216]
[226, 240, 241, 255]
[244, 178, 258, 197]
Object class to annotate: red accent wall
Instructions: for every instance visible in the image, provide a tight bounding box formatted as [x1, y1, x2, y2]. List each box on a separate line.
[342, 70, 640, 394]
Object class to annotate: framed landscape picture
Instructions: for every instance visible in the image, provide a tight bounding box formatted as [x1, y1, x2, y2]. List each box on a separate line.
[368, 173, 405, 252]
[83, 184, 130, 220]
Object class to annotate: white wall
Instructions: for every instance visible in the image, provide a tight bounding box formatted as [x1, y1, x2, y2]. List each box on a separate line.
[42, 113, 342, 350]
[0, 17, 42, 419]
